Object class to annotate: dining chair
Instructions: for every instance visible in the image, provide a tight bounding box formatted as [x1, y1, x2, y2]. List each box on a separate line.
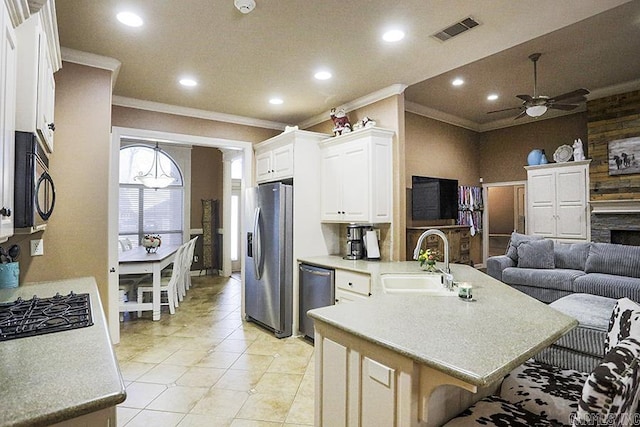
[184, 236, 198, 291]
[136, 244, 186, 316]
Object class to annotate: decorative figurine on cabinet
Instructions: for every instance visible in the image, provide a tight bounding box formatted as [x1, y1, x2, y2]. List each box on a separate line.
[573, 138, 586, 161]
[330, 108, 352, 136]
[352, 116, 377, 131]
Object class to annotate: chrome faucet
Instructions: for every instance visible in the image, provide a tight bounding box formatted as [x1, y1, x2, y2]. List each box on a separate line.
[413, 229, 454, 289]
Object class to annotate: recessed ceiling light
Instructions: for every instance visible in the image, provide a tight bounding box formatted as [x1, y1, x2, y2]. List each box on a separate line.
[269, 98, 284, 105]
[117, 11, 143, 27]
[382, 29, 405, 42]
[314, 71, 332, 80]
[452, 78, 464, 86]
[179, 78, 198, 87]
[487, 94, 499, 101]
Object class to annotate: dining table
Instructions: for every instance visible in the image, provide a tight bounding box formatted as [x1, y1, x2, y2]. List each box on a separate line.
[118, 243, 180, 321]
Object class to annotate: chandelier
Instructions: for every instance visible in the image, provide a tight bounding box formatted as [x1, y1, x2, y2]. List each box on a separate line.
[134, 143, 175, 189]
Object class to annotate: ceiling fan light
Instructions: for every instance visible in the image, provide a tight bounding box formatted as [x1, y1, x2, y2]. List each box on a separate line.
[526, 105, 547, 117]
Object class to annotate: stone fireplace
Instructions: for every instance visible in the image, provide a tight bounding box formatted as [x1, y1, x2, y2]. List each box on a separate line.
[590, 200, 640, 245]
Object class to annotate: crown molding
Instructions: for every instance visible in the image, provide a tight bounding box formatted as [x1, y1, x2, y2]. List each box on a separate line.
[297, 83, 408, 129]
[61, 47, 122, 89]
[405, 101, 480, 132]
[588, 78, 640, 100]
[112, 96, 287, 131]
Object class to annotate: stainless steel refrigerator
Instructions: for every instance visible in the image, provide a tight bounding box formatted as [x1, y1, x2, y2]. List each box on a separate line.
[244, 182, 293, 338]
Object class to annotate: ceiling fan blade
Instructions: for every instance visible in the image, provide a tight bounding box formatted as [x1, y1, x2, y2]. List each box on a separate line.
[516, 94, 533, 102]
[487, 106, 523, 114]
[548, 88, 589, 103]
[514, 110, 528, 120]
[548, 103, 579, 111]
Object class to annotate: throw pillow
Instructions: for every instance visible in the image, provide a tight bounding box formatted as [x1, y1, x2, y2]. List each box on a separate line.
[554, 242, 591, 271]
[505, 232, 543, 262]
[605, 298, 640, 354]
[572, 337, 640, 427]
[517, 239, 555, 269]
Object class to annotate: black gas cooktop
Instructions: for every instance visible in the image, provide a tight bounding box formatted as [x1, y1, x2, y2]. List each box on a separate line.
[0, 292, 93, 341]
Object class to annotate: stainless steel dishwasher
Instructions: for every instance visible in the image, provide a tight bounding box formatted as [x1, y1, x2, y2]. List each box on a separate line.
[299, 264, 335, 340]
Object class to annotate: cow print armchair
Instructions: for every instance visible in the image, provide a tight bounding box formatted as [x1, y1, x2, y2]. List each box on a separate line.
[444, 298, 640, 427]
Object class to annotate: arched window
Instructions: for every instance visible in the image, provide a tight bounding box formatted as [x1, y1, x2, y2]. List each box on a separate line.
[119, 144, 184, 247]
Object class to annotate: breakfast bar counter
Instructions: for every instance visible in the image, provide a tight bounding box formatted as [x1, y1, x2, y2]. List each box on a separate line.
[0, 277, 126, 427]
[304, 258, 577, 426]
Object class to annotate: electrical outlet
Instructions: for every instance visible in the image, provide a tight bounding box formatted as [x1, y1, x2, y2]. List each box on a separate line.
[30, 239, 44, 256]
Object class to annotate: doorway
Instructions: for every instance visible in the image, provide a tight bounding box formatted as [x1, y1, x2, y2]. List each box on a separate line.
[482, 181, 526, 264]
[109, 127, 253, 344]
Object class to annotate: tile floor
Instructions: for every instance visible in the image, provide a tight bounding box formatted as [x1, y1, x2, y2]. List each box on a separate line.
[114, 274, 315, 427]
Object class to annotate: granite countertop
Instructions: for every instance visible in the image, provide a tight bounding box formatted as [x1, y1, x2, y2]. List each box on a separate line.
[302, 256, 578, 387]
[0, 277, 126, 427]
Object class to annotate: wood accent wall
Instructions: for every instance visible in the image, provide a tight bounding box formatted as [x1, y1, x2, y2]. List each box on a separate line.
[588, 90, 640, 201]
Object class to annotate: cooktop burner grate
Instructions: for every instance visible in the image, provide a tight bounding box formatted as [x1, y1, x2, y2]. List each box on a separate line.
[0, 292, 93, 341]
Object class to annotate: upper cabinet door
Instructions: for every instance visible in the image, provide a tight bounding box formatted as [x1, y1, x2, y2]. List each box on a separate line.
[14, 4, 59, 154]
[319, 128, 394, 224]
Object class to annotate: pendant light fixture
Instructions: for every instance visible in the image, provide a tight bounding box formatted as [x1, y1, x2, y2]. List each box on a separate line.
[134, 143, 175, 189]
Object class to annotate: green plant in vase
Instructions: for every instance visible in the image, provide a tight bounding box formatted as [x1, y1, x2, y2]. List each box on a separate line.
[418, 248, 439, 272]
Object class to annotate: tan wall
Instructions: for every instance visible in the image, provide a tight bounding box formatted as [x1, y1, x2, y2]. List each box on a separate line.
[478, 113, 588, 183]
[190, 146, 223, 227]
[112, 106, 279, 144]
[7, 62, 113, 312]
[405, 112, 480, 188]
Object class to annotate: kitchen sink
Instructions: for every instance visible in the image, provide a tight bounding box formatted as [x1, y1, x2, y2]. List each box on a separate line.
[380, 273, 457, 296]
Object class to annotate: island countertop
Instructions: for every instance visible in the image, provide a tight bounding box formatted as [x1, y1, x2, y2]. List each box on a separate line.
[305, 257, 577, 387]
[0, 277, 126, 427]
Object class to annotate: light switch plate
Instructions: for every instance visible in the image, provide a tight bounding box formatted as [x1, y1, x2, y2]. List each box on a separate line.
[30, 239, 44, 256]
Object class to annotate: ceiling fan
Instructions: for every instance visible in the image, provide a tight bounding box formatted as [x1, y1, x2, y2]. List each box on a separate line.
[488, 53, 589, 120]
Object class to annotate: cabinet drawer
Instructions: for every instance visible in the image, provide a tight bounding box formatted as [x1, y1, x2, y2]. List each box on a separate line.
[335, 270, 371, 296]
[335, 288, 369, 304]
[460, 241, 470, 251]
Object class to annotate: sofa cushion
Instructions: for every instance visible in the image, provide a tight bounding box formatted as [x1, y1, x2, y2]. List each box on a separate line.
[605, 298, 640, 354]
[517, 239, 555, 269]
[500, 359, 587, 425]
[554, 242, 591, 271]
[573, 273, 640, 302]
[584, 242, 640, 279]
[502, 267, 584, 293]
[506, 232, 543, 262]
[572, 337, 640, 427]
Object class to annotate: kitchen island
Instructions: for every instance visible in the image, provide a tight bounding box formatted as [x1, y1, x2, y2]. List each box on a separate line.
[0, 277, 126, 427]
[303, 257, 577, 426]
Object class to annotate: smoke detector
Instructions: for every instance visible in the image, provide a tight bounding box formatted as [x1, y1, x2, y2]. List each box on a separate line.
[234, 0, 256, 14]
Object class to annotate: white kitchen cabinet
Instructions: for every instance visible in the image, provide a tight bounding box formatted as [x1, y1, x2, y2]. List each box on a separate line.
[0, 2, 17, 242]
[319, 127, 394, 223]
[255, 138, 294, 183]
[526, 160, 590, 241]
[15, 0, 60, 153]
[334, 269, 371, 303]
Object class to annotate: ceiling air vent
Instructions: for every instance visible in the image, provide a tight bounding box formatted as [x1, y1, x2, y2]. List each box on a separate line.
[432, 16, 480, 42]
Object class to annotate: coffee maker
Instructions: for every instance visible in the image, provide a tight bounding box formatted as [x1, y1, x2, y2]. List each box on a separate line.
[344, 224, 365, 260]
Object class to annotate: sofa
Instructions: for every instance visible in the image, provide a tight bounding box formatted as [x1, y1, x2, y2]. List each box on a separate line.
[487, 232, 640, 304]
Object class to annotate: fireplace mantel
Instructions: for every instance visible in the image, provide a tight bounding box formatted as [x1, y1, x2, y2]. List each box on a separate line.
[590, 199, 640, 214]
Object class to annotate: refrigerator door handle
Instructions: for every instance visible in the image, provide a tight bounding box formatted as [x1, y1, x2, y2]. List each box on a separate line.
[253, 206, 262, 280]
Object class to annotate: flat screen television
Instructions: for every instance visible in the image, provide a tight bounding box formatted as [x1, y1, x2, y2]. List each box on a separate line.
[412, 176, 458, 221]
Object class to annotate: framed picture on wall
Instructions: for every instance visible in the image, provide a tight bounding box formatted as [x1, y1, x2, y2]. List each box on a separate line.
[608, 136, 640, 175]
